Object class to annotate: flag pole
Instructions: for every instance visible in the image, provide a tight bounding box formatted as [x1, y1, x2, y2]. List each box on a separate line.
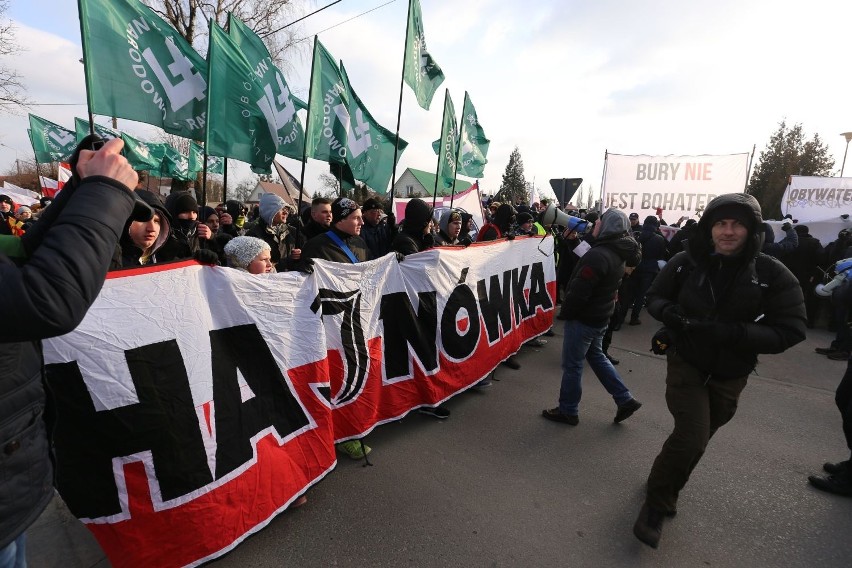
[77, 0, 96, 137]
[296, 36, 320, 247]
[388, 0, 413, 211]
[448, 92, 465, 210]
[432, 89, 449, 210]
[201, 145, 209, 206]
[223, 159, 228, 202]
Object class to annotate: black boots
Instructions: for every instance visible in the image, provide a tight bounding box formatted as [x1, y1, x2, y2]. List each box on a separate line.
[633, 503, 665, 548]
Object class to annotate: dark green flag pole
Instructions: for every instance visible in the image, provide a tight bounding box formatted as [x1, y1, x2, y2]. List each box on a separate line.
[77, 0, 96, 137]
[295, 36, 320, 247]
[432, 89, 451, 210]
[388, 0, 413, 211]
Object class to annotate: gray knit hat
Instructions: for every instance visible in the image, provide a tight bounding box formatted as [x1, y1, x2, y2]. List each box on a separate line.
[224, 236, 271, 269]
[259, 193, 286, 226]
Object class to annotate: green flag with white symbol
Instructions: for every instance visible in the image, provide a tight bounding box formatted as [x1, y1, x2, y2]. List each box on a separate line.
[28, 114, 77, 162]
[189, 141, 224, 175]
[403, 0, 445, 110]
[340, 62, 407, 194]
[434, 90, 459, 192]
[78, 0, 208, 139]
[430, 92, 489, 178]
[227, 14, 305, 161]
[120, 131, 164, 171]
[159, 145, 194, 181]
[205, 22, 276, 174]
[74, 117, 120, 143]
[305, 39, 407, 193]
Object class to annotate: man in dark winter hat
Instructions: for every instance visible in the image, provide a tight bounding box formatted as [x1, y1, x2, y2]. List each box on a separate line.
[633, 193, 806, 549]
[392, 198, 434, 256]
[361, 197, 395, 259]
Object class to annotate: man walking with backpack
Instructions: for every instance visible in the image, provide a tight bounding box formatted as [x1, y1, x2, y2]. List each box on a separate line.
[633, 193, 806, 549]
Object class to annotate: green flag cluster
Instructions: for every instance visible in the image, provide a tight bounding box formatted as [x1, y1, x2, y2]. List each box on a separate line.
[74, 118, 120, 143]
[305, 39, 408, 194]
[430, 92, 490, 179]
[403, 0, 445, 110]
[70, 0, 484, 193]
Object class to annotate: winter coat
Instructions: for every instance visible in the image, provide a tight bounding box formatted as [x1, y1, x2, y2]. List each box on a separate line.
[646, 193, 806, 379]
[0, 175, 134, 549]
[636, 225, 667, 273]
[362, 218, 394, 259]
[246, 217, 298, 271]
[301, 227, 370, 265]
[558, 211, 641, 327]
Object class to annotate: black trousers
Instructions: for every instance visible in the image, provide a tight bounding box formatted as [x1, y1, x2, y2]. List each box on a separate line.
[645, 353, 748, 513]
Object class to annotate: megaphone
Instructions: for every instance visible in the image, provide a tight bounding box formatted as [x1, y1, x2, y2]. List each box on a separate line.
[540, 203, 588, 233]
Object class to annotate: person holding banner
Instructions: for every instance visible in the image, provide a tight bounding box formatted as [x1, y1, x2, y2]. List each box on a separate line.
[633, 193, 806, 549]
[0, 138, 137, 567]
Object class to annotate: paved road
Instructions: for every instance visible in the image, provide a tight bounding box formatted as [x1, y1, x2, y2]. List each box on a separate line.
[29, 321, 852, 567]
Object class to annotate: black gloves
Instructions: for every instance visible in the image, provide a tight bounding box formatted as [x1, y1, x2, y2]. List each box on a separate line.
[193, 249, 219, 265]
[506, 233, 515, 241]
[394, 251, 405, 262]
[660, 304, 688, 331]
[781, 222, 792, 232]
[299, 257, 315, 274]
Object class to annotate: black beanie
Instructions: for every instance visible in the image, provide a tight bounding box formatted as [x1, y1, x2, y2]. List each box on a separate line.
[708, 203, 753, 231]
[331, 197, 360, 224]
[174, 193, 198, 215]
[404, 198, 432, 231]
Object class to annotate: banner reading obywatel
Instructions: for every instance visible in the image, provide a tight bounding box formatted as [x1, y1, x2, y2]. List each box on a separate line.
[601, 153, 750, 222]
[782, 176, 852, 222]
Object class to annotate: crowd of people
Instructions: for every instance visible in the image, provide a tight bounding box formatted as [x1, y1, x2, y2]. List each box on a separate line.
[1, 139, 850, 565]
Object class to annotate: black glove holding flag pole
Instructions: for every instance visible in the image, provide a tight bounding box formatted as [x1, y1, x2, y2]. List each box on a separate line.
[22, 134, 152, 257]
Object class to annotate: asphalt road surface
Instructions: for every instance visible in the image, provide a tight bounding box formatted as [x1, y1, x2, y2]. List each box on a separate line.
[29, 319, 852, 567]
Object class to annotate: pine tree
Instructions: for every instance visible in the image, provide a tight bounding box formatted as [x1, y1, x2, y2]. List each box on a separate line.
[497, 147, 529, 205]
[748, 120, 835, 219]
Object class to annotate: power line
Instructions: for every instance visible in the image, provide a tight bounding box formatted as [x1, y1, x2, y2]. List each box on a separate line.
[269, 0, 345, 34]
[303, 0, 398, 39]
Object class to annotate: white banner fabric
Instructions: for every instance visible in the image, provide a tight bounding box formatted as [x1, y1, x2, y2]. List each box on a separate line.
[601, 153, 750, 222]
[781, 176, 852, 222]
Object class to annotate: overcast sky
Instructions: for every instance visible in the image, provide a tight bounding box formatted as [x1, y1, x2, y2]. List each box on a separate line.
[2, 0, 852, 203]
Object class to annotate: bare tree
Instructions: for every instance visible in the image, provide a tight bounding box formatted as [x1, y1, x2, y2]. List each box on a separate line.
[145, 0, 310, 69]
[0, 0, 29, 113]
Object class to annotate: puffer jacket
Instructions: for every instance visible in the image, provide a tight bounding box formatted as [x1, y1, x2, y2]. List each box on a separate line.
[0, 176, 134, 549]
[646, 193, 806, 378]
[559, 209, 641, 327]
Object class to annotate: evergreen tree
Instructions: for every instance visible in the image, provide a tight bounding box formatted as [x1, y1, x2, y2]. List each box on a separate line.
[497, 147, 529, 205]
[748, 120, 835, 219]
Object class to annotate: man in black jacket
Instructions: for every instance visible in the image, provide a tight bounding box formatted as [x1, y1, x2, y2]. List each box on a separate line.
[633, 193, 806, 549]
[542, 207, 643, 426]
[0, 138, 137, 565]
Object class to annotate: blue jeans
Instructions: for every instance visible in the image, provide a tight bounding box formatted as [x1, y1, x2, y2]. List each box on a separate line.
[0, 533, 26, 568]
[559, 319, 633, 415]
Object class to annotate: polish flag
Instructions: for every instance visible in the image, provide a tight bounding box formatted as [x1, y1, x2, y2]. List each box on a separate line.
[58, 163, 72, 189]
[40, 176, 61, 198]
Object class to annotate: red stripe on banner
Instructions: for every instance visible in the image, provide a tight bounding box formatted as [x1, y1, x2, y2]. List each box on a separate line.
[106, 260, 199, 279]
[87, 357, 337, 568]
[202, 402, 212, 436]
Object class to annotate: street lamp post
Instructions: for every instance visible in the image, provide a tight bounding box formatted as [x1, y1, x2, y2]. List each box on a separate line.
[841, 132, 852, 177]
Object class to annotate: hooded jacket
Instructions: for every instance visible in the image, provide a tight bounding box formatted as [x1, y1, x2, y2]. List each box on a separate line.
[558, 208, 641, 326]
[247, 194, 298, 271]
[636, 216, 667, 273]
[646, 193, 806, 378]
[111, 190, 172, 269]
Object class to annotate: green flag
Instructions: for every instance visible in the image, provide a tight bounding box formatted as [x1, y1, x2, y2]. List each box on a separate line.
[159, 145, 194, 181]
[28, 114, 77, 162]
[430, 92, 490, 178]
[305, 39, 407, 193]
[189, 141, 224, 175]
[340, 62, 408, 193]
[227, 14, 305, 161]
[434, 90, 459, 193]
[205, 22, 276, 174]
[120, 131, 164, 171]
[79, 0, 208, 139]
[403, 0, 445, 110]
[74, 117, 120, 143]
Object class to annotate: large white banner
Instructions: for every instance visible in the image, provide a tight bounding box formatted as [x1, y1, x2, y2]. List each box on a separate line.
[782, 176, 852, 222]
[42, 238, 556, 567]
[601, 153, 750, 222]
